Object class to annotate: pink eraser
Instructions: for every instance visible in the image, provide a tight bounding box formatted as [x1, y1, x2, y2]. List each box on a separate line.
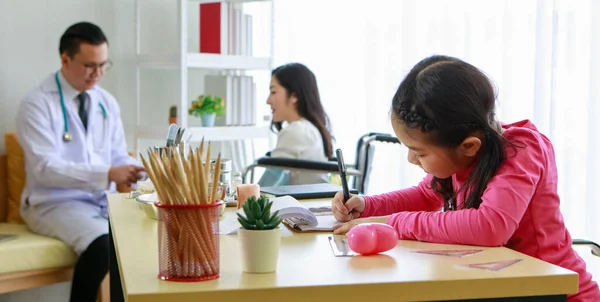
[236, 184, 260, 209]
[346, 223, 398, 255]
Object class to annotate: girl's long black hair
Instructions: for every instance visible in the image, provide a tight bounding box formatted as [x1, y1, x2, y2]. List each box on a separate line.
[391, 55, 516, 210]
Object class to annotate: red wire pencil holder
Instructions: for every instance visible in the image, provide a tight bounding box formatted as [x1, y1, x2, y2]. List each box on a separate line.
[155, 201, 222, 282]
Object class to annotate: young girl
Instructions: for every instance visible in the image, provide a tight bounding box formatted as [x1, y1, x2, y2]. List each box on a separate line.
[259, 63, 334, 186]
[331, 55, 600, 301]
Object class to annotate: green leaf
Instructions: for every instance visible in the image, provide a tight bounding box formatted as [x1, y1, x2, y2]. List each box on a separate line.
[264, 213, 276, 224]
[244, 196, 257, 210]
[256, 219, 265, 229]
[264, 221, 281, 229]
[257, 196, 266, 211]
[190, 94, 225, 116]
[261, 200, 273, 221]
[264, 211, 280, 225]
[264, 214, 282, 229]
[242, 199, 251, 212]
[237, 213, 252, 227]
[236, 212, 248, 222]
[238, 217, 256, 230]
[257, 199, 266, 219]
[242, 201, 254, 221]
[250, 200, 261, 221]
[266, 217, 281, 228]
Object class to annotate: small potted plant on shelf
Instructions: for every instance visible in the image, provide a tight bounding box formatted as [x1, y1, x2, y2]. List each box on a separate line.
[188, 94, 225, 127]
[237, 195, 282, 273]
[168, 105, 177, 125]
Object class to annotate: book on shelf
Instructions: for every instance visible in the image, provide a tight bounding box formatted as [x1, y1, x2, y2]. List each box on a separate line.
[199, 2, 228, 54]
[218, 195, 342, 234]
[199, 2, 253, 56]
[204, 73, 256, 126]
[260, 183, 359, 200]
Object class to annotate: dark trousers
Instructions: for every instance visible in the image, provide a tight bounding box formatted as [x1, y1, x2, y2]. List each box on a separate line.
[70, 234, 109, 302]
[109, 222, 125, 302]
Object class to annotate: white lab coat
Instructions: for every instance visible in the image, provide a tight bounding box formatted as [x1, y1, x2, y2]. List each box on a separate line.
[16, 71, 141, 255]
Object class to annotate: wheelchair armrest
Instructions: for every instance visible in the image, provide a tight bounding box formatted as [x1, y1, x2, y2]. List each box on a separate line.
[248, 157, 361, 176]
[573, 239, 600, 256]
[256, 157, 341, 172]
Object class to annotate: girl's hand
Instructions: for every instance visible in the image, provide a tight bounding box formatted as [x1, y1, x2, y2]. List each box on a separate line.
[332, 216, 390, 235]
[331, 192, 365, 222]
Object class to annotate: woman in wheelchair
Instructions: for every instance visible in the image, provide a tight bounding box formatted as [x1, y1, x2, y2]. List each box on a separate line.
[259, 62, 334, 186]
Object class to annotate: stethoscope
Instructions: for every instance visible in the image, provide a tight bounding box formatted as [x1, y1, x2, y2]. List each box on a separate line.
[54, 72, 107, 142]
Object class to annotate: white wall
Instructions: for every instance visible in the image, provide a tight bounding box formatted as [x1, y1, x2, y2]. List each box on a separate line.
[0, 0, 119, 154]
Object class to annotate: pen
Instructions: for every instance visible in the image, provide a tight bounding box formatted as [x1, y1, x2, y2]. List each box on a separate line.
[166, 123, 178, 147]
[336, 148, 351, 204]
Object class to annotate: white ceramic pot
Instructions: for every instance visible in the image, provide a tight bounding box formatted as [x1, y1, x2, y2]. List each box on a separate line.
[238, 228, 281, 273]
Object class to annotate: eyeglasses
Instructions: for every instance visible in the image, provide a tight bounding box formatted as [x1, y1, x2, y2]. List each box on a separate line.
[72, 59, 113, 75]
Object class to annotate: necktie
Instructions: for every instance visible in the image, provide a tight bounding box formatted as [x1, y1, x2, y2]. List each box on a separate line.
[77, 93, 88, 131]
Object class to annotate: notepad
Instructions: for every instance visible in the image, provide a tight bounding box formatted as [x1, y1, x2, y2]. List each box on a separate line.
[260, 183, 359, 200]
[283, 215, 341, 232]
[219, 196, 341, 234]
[247, 195, 342, 232]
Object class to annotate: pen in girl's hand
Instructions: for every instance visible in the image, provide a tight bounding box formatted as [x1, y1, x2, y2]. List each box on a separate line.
[336, 148, 351, 204]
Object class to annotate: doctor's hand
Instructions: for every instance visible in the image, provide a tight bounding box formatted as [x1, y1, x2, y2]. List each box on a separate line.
[332, 192, 365, 223]
[109, 165, 146, 185]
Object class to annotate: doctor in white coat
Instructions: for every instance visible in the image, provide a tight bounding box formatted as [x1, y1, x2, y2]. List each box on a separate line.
[15, 22, 144, 302]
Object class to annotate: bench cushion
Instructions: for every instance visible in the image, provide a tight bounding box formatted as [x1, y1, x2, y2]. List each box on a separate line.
[0, 223, 76, 274]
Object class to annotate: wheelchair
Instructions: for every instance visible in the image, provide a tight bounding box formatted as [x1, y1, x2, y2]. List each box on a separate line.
[242, 132, 400, 193]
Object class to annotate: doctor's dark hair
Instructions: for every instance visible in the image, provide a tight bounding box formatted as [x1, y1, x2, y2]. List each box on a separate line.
[59, 22, 108, 57]
[391, 55, 513, 210]
[271, 63, 334, 159]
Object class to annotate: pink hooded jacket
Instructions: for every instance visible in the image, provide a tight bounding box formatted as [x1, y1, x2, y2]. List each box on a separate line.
[361, 120, 600, 301]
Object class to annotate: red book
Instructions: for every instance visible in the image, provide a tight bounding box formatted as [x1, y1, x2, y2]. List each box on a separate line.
[200, 2, 227, 54]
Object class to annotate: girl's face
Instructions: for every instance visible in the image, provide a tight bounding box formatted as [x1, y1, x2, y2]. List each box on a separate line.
[391, 118, 481, 179]
[267, 76, 298, 123]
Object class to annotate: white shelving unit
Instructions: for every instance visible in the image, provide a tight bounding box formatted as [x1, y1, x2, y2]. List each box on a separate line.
[136, 53, 272, 70]
[133, 0, 275, 152]
[136, 125, 271, 142]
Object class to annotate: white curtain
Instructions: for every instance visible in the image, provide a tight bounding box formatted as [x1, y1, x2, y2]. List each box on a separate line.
[271, 0, 600, 241]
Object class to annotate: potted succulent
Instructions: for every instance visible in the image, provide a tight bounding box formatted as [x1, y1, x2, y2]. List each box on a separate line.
[188, 94, 225, 127]
[168, 105, 177, 125]
[237, 196, 282, 273]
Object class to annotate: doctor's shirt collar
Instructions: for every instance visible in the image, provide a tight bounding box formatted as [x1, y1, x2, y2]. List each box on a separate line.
[56, 70, 82, 103]
[42, 70, 102, 103]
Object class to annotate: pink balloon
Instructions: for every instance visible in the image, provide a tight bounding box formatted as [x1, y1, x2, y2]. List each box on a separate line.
[346, 223, 398, 255]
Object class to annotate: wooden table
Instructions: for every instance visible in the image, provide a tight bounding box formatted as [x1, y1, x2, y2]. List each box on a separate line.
[108, 193, 578, 302]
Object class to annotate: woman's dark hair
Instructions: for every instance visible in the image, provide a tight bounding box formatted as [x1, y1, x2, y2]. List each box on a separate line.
[271, 63, 333, 159]
[391, 55, 515, 210]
